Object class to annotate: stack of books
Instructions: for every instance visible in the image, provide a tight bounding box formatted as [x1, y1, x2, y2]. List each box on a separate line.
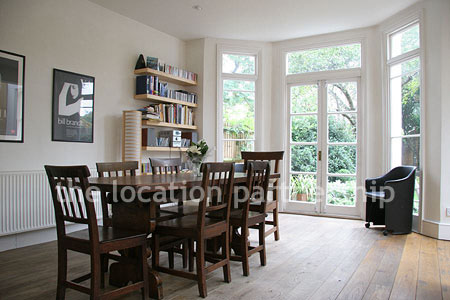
[138, 105, 160, 120]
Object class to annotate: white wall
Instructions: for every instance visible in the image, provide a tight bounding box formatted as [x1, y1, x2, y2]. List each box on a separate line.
[0, 0, 186, 172]
[0, 0, 187, 250]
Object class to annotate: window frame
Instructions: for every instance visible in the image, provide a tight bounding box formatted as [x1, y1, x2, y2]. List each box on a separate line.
[217, 45, 261, 162]
[382, 13, 424, 225]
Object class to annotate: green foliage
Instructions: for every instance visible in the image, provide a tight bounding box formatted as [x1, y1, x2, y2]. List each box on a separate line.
[327, 178, 356, 206]
[287, 44, 361, 74]
[290, 175, 316, 202]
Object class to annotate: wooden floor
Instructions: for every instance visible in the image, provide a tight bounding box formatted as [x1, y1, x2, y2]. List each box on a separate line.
[0, 214, 449, 300]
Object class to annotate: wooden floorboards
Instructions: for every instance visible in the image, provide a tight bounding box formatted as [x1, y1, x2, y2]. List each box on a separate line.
[0, 214, 449, 299]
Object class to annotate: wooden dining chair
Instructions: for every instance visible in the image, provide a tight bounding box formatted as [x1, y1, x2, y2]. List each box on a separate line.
[97, 160, 188, 270]
[150, 157, 198, 217]
[152, 162, 235, 298]
[96, 161, 139, 227]
[241, 151, 284, 241]
[229, 161, 271, 276]
[44, 165, 149, 300]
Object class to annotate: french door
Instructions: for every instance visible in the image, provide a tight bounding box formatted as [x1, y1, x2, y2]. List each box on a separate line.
[286, 79, 361, 217]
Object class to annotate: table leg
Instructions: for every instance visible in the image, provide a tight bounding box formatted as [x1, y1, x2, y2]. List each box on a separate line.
[109, 264, 163, 299]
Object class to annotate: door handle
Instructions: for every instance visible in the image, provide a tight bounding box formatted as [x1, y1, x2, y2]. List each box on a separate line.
[318, 151, 322, 161]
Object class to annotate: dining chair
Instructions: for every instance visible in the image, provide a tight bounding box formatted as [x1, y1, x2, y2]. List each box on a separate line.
[150, 157, 198, 217]
[96, 161, 139, 227]
[44, 165, 149, 300]
[97, 161, 187, 270]
[152, 162, 235, 298]
[241, 151, 284, 241]
[229, 161, 270, 276]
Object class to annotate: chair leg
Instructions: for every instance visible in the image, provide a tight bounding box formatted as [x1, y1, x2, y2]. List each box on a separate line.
[182, 241, 188, 269]
[188, 239, 194, 272]
[241, 227, 250, 277]
[259, 222, 266, 266]
[100, 254, 108, 288]
[141, 243, 149, 300]
[90, 254, 101, 300]
[222, 231, 231, 283]
[168, 249, 174, 269]
[152, 234, 160, 269]
[196, 238, 207, 298]
[56, 247, 67, 300]
[273, 204, 280, 241]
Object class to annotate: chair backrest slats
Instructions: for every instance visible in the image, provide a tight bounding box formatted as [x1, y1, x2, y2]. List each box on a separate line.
[149, 158, 182, 175]
[244, 161, 271, 217]
[198, 163, 235, 229]
[45, 165, 99, 242]
[95, 161, 139, 227]
[96, 161, 138, 178]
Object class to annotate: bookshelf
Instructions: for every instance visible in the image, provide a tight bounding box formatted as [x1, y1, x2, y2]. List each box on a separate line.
[134, 68, 197, 86]
[123, 59, 199, 172]
[134, 93, 198, 108]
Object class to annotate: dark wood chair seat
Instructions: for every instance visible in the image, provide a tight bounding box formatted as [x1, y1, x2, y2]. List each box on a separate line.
[160, 204, 199, 216]
[156, 215, 227, 239]
[66, 227, 147, 244]
[229, 211, 265, 227]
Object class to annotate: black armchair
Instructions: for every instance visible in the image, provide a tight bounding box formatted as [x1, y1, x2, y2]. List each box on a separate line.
[365, 166, 416, 235]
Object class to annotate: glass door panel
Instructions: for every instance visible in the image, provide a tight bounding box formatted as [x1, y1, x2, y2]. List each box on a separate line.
[289, 84, 319, 210]
[286, 80, 360, 217]
[324, 81, 359, 215]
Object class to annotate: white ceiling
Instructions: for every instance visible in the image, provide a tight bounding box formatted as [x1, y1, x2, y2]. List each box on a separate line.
[89, 0, 419, 42]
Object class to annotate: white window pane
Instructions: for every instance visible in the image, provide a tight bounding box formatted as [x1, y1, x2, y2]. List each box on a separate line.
[287, 43, 361, 75]
[390, 24, 420, 58]
[223, 80, 254, 91]
[290, 85, 318, 113]
[222, 54, 255, 75]
[390, 58, 421, 137]
[391, 137, 420, 168]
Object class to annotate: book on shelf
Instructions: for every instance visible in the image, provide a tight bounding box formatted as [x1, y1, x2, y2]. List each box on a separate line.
[146, 57, 158, 70]
[142, 162, 151, 173]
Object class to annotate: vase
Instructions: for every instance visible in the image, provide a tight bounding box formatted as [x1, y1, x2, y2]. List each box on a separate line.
[189, 158, 203, 177]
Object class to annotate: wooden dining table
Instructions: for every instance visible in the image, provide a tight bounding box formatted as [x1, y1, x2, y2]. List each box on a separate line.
[89, 171, 280, 299]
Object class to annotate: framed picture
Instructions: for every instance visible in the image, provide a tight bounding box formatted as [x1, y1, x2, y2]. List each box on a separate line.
[52, 69, 94, 143]
[0, 50, 25, 143]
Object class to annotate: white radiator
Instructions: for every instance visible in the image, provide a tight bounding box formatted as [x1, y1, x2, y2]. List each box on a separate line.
[0, 170, 101, 236]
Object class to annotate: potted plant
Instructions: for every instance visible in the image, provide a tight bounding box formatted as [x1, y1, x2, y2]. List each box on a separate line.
[291, 176, 314, 202]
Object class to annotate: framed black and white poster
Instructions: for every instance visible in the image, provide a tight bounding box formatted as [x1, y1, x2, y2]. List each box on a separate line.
[0, 50, 25, 143]
[52, 69, 94, 143]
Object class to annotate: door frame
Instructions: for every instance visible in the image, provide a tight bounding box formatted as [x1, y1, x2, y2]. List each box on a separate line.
[284, 75, 364, 218]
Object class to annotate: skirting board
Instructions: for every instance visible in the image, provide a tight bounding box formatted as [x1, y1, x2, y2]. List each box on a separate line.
[0, 223, 87, 252]
[422, 219, 450, 240]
